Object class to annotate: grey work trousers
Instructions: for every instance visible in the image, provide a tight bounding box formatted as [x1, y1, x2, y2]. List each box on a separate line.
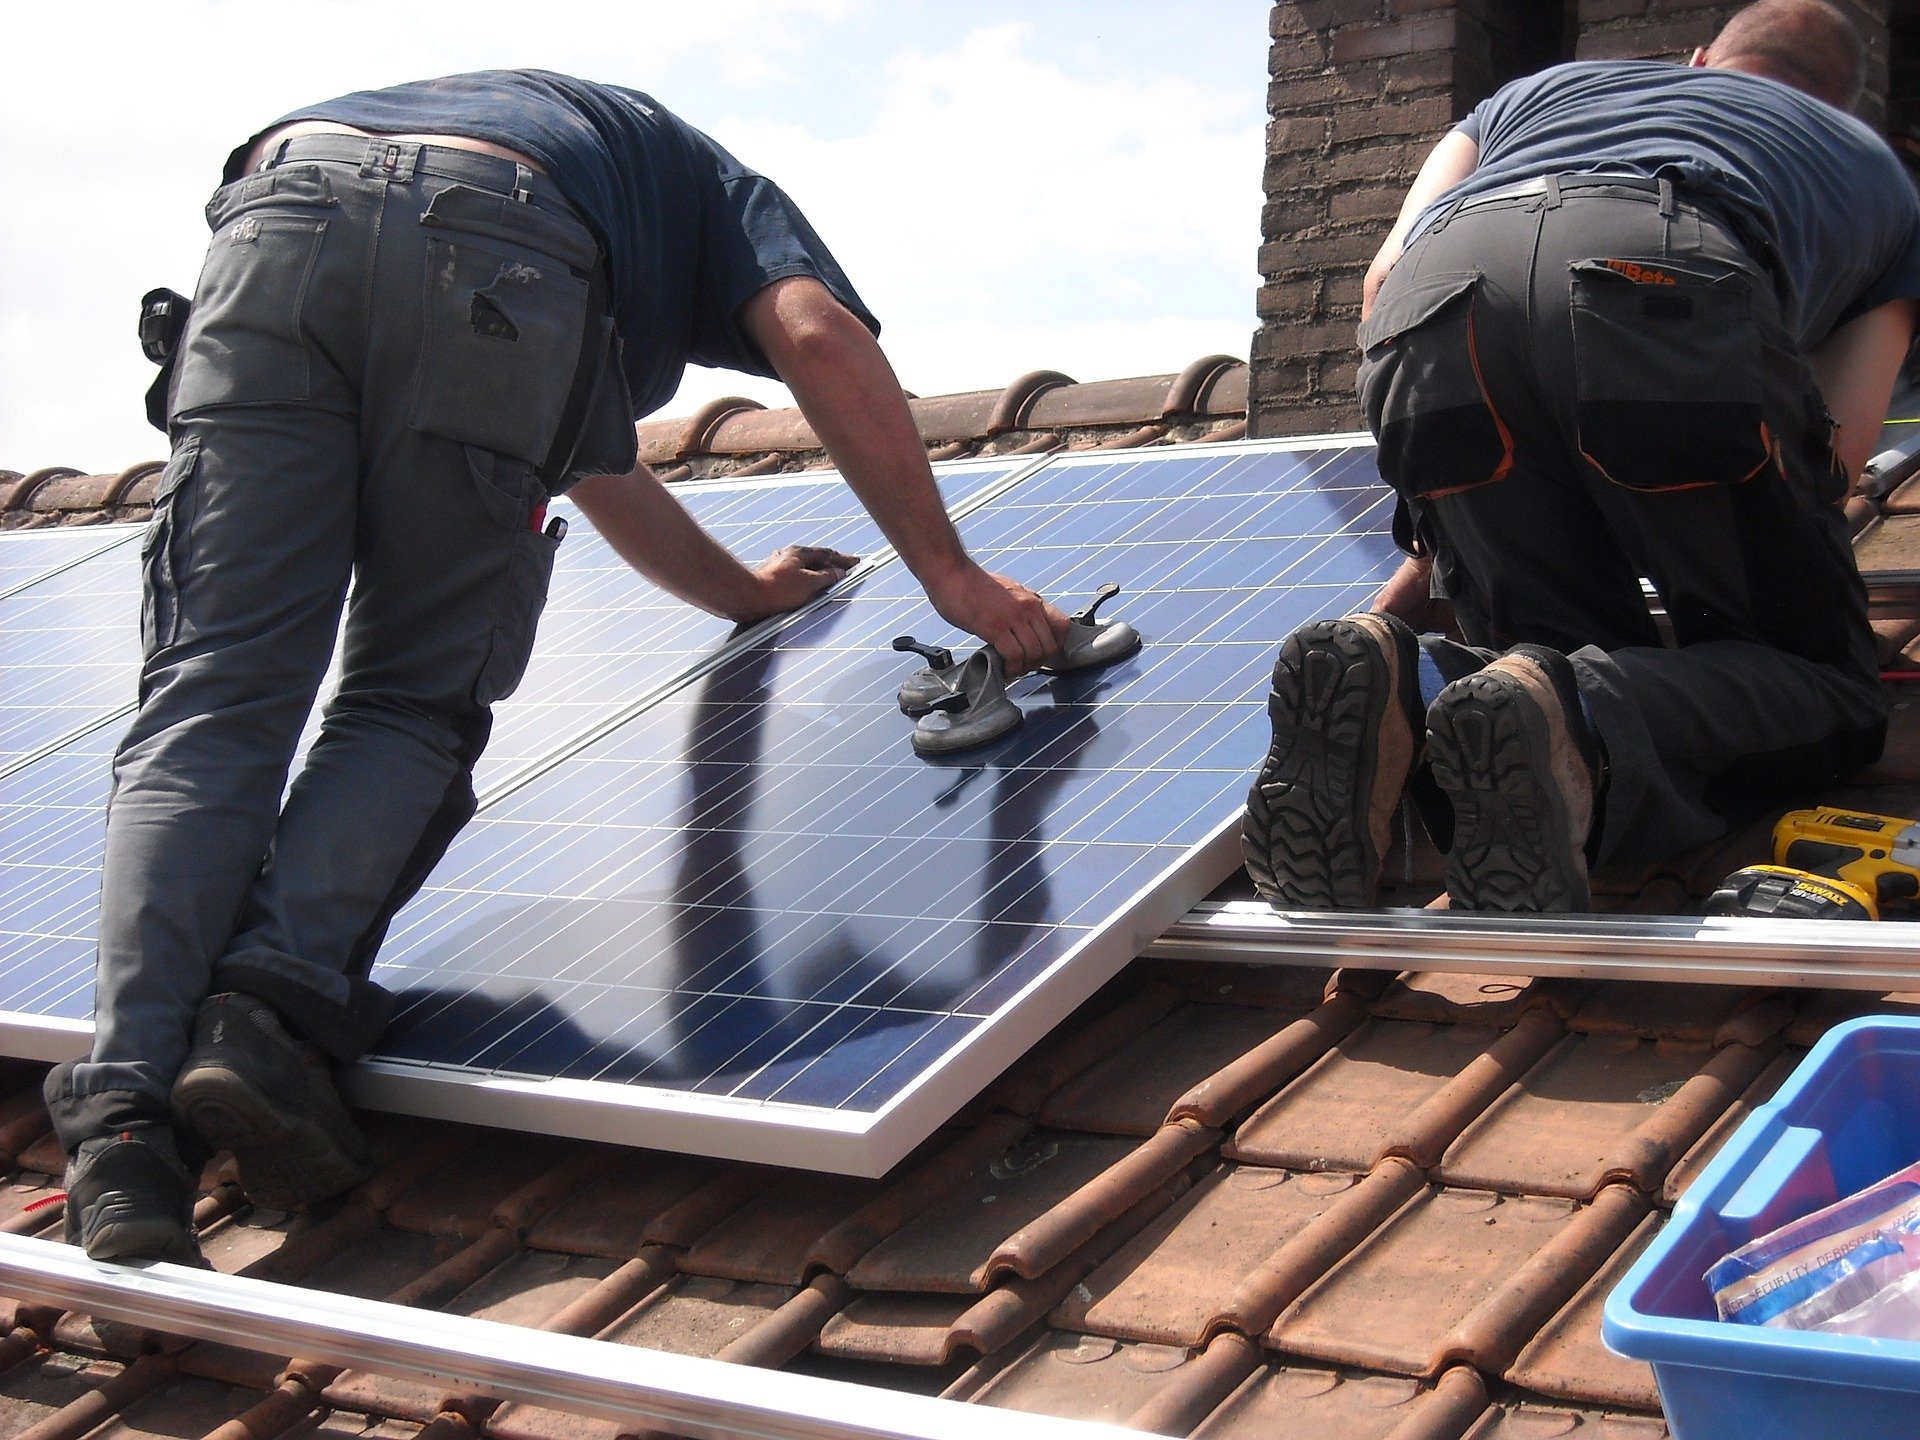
[48, 137, 636, 1147]
[1357, 177, 1886, 869]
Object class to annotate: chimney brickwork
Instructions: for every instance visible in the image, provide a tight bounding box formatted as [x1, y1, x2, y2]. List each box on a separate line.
[1252, 0, 1894, 439]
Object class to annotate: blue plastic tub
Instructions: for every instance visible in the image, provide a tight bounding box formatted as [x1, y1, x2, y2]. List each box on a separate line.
[1604, 1016, 1920, 1439]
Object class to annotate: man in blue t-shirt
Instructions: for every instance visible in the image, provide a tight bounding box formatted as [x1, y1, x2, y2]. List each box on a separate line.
[48, 74, 1070, 1263]
[1243, 1, 1920, 918]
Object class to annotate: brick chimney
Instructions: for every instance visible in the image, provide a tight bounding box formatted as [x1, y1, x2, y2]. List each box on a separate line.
[1251, 0, 1894, 440]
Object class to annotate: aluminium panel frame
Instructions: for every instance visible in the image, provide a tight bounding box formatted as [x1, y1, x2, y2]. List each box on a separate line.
[1147, 900, 1920, 992]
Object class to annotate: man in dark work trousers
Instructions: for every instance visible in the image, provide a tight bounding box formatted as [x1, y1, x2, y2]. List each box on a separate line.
[1243, 1, 1920, 915]
[50, 71, 1070, 1263]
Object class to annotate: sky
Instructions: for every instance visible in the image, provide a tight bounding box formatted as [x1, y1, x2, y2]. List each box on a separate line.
[0, 0, 1269, 475]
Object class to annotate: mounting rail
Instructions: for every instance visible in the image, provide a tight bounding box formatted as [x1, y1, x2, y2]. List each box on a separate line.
[1145, 900, 1920, 991]
[0, 1233, 1150, 1440]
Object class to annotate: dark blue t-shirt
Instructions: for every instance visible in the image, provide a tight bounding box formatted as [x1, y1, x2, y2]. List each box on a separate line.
[229, 70, 879, 420]
[1415, 61, 1920, 348]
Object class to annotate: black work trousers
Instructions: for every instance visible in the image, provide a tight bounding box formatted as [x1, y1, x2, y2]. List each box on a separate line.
[1357, 177, 1886, 869]
[48, 136, 636, 1147]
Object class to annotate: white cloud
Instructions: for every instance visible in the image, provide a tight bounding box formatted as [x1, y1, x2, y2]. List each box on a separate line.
[0, 2, 1265, 473]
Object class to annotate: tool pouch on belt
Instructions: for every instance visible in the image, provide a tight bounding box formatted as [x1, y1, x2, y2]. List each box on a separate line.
[137, 287, 192, 433]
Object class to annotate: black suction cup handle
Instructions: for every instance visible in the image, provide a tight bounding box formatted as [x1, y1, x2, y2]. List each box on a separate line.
[1071, 583, 1121, 627]
[924, 688, 970, 714]
[893, 635, 955, 669]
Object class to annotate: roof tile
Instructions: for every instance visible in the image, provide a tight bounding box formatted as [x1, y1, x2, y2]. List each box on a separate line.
[1660, 1049, 1801, 1208]
[1463, 1401, 1671, 1438]
[1270, 1184, 1645, 1378]
[1169, 992, 1370, 1130]
[679, 1171, 884, 1285]
[843, 1130, 1144, 1293]
[385, 1135, 584, 1240]
[1039, 1002, 1315, 1136]
[1191, 1362, 1488, 1440]
[1368, 973, 1587, 1028]
[0, 1352, 130, 1436]
[1436, 1035, 1775, 1198]
[88, 1371, 261, 1440]
[984, 980, 1183, 1115]
[946, 1330, 1199, 1425]
[1060, 1163, 1370, 1347]
[597, 1274, 794, 1356]
[1506, 1213, 1663, 1412]
[1227, 1011, 1564, 1173]
[522, 1151, 739, 1257]
[1567, 986, 1781, 1043]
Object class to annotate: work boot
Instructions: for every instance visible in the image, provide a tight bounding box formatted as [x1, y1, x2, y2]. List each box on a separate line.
[1425, 645, 1601, 913]
[170, 993, 373, 1211]
[1243, 612, 1426, 908]
[62, 1122, 202, 1265]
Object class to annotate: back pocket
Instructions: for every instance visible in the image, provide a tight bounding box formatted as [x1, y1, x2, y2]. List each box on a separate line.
[1358, 270, 1513, 501]
[1569, 257, 1771, 492]
[411, 186, 593, 468]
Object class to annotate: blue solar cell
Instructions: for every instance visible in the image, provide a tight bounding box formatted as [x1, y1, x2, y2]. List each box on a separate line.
[365, 440, 1396, 1158]
[0, 543, 144, 768]
[0, 528, 136, 601]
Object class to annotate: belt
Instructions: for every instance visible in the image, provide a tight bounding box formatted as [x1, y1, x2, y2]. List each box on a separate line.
[1454, 172, 1695, 214]
[263, 133, 578, 220]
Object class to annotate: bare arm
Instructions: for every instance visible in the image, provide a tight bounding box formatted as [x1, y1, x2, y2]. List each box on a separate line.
[741, 277, 1069, 670]
[570, 463, 855, 623]
[1362, 130, 1479, 321]
[1806, 298, 1917, 489]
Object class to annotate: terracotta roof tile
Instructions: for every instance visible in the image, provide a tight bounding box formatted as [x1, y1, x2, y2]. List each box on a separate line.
[1169, 991, 1370, 1130]
[0, 1352, 131, 1436]
[1038, 1002, 1315, 1136]
[679, 1170, 883, 1285]
[1659, 1048, 1802, 1208]
[522, 1150, 742, 1256]
[843, 1130, 1145, 1293]
[1565, 985, 1782, 1043]
[946, 1330, 1200, 1425]
[1506, 1213, 1663, 1413]
[1227, 1012, 1565, 1173]
[1270, 1184, 1646, 1379]
[1463, 1401, 1670, 1438]
[1436, 1035, 1774, 1199]
[1368, 973, 1587, 1028]
[85, 1371, 262, 1440]
[384, 1134, 585, 1240]
[1190, 1362, 1488, 1440]
[1059, 1163, 1369, 1346]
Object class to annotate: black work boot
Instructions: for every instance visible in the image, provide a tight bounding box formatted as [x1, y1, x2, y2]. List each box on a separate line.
[170, 993, 373, 1210]
[1425, 645, 1602, 913]
[63, 1122, 202, 1265]
[1243, 612, 1426, 908]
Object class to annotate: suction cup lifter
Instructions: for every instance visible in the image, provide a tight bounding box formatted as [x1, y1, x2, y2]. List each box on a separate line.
[1042, 582, 1143, 675]
[910, 648, 1024, 756]
[893, 635, 964, 717]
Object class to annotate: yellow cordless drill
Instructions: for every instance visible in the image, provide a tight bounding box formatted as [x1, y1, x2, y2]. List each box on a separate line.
[1707, 808, 1920, 921]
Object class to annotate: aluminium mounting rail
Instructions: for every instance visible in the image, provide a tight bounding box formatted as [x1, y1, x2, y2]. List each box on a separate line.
[0, 1233, 1155, 1440]
[1145, 900, 1920, 990]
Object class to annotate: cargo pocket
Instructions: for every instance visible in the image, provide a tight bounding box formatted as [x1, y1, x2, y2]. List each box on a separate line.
[1569, 257, 1771, 492]
[141, 438, 201, 655]
[173, 167, 335, 414]
[475, 525, 563, 706]
[1358, 270, 1512, 502]
[412, 185, 595, 468]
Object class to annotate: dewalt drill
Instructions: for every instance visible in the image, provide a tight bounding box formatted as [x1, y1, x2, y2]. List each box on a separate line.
[1707, 809, 1920, 921]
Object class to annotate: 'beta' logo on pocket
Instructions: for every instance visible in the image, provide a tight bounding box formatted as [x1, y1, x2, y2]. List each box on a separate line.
[1602, 259, 1677, 285]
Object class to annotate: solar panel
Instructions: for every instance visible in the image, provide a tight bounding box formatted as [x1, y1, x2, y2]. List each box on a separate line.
[0, 528, 136, 602]
[359, 437, 1395, 1172]
[0, 439, 1397, 1169]
[0, 542, 144, 770]
[0, 461, 1029, 1058]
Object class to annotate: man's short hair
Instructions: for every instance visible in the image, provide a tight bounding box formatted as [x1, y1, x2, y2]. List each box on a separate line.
[1706, 0, 1866, 110]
